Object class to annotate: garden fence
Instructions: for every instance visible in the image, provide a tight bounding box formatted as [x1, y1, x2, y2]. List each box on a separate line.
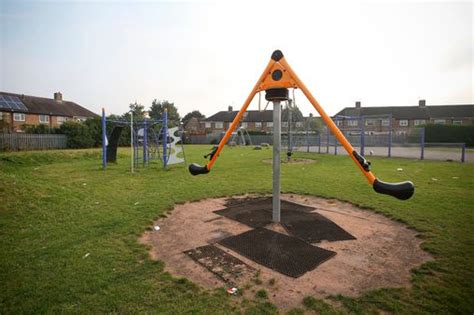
[0, 133, 67, 151]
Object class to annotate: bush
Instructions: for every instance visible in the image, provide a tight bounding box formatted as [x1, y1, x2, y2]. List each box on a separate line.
[20, 124, 59, 134]
[59, 121, 95, 149]
[424, 124, 474, 147]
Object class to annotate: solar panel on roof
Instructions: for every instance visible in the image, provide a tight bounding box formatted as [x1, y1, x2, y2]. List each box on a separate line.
[0, 95, 28, 111]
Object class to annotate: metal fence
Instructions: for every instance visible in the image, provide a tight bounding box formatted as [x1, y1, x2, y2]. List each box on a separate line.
[0, 133, 67, 151]
[189, 127, 471, 163]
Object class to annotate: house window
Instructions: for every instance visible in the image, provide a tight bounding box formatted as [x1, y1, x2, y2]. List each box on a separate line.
[39, 115, 50, 124]
[266, 122, 273, 127]
[399, 120, 409, 127]
[348, 120, 358, 127]
[282, 122, 288, 128]
[381, 119, 390, 126]
[215, 122, 223, 129]
[57, 116, 68, 125]
[296, 122, 303, 128]
[205, 122, 211, 128]
[75, 116, 87, 122]
[241, 122, 248, 128]
[13, 113, 25, 121]
[414, 119, 426, 126]
[0, 112, 3, 120]
[365, 119, 377, 126]
[255, 122, 262, 128]
[453, 120, 463, 125]
[336, 120, 343, 126]
[434, 119, 446, 125]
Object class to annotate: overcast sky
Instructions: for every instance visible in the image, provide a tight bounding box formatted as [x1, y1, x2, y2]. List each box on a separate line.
[1, 0, 472, 117]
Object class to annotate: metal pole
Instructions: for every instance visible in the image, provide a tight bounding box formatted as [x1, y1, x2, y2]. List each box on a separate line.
[272, 101, 281, 223]
[420, 127, 425, 160]
[318, 133, 321, 153]
[101, 108, 107, 170]
[461, 143, 466, 163]
[360, 115, 365, 156]
[388, 114, 392, 158]
[288, 103, 292, 161]
[334, 118, 338, 155]
[163, 109, 168, 169]
[130, 111, 134, 173]
[306, 119, 309, 153]
[143, 119, 148, 166]
[326, 128, 329, 154]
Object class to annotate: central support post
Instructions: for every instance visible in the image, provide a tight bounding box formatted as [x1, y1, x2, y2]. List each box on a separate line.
[272, 100, 281, 222]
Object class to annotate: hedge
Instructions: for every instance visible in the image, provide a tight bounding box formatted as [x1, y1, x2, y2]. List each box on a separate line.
[424, 124, 474, 147]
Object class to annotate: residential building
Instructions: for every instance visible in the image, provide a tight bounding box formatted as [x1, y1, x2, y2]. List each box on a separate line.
[0, 91, 98, 132]
[334, 100, 473, 134]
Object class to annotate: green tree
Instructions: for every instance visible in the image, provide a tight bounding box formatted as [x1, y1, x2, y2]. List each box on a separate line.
[149, 99, 180, 127]
[59, 121, 94, 148]
[123, 102, 146, 121]
[182, 110, 205, 125]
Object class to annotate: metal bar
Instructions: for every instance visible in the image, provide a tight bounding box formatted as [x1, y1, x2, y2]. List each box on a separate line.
[318, 133, 321, 153]
[131, 111, 134, 173]
[102, 108, 107, 169]
[163, 109, 168, 168]
[461, 143, 466, 163]
[326, 129, 329, 154]
[272, 101, 281, 223]
[360, 115, 365, 156]
[143, 119, 148, 166]
[420, 127, 425, 160]
[388, 114, 392, 157]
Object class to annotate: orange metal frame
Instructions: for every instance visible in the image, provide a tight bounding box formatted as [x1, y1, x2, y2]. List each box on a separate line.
[205, 53, 376, 184]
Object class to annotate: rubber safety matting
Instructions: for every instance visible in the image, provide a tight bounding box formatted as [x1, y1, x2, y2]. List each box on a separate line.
[218, 228, 336, 278]
[214, 197, 355, 243]
[184, 245, 255, 283]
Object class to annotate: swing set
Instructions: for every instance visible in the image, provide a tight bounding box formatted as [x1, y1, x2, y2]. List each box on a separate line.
[189, 50, 414, 222]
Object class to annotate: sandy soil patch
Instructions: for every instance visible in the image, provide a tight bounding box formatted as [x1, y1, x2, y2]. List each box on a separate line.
[140, 194, 432, 310]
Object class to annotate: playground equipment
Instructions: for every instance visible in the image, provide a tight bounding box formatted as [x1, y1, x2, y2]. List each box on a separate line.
[101, 108, 185, 171]
[189, 50, 414, 222]
[230, 127, 252, 146]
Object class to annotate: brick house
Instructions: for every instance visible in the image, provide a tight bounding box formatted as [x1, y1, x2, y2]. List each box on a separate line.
[0, 91, 98, 133]
[201, 106, 306, 136]
[333, 100, 473, 134]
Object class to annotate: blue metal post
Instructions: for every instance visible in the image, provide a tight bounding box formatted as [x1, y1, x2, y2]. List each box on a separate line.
[143, 119, 148, 166]
[360, 115, 365, 156]
[334, 118, 338, 155]
[326, 128, 329, 154]
[420, 127, 425, 160]
[318, 133, 321, 153]
[306, 122, 310, 153]
[388, 114, 392, 158]
[101, 108, 107, 170]
[461, 143, 466, 163]
[162, 109, 168, 168]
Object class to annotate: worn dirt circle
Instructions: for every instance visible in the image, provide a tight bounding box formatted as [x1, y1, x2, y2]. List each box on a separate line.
[140, 194, 432, 310]
[261, 158, 316, 165]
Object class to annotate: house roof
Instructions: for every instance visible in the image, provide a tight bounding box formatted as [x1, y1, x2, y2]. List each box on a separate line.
[334, 104, 474, 120]
[205, 109, 309, 122]
[0, 91, 98, 117]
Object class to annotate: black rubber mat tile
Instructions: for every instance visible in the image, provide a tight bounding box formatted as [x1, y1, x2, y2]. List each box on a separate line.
[282, 212, 356, 243]
[218, 228, 336, 278]
[184, 245, 255, 284]
[224, 196, 315, 212]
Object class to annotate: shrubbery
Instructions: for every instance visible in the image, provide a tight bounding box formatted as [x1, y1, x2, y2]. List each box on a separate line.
[424, 124, 474, 147]
[59, 121, 96, 149]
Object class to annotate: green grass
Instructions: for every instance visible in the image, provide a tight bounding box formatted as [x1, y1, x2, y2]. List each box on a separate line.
[0, 146, 473, 314]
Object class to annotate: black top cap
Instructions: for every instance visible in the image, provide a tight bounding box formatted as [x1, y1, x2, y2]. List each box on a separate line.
[271, 50, 284, 61]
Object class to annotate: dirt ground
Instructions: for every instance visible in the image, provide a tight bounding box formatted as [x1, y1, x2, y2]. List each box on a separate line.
[140, 194, 432, 310]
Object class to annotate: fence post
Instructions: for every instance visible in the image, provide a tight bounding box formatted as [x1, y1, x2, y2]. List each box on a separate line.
[360, 115, 365, 156]
[306, 123, 310, 153]
[102, 108, 107, 169]
[388, 114, 392, 158]
[420, 127, 425, 160]
[334, 118, 338, 155]
[326, 129, 329, 154]
[318, 133, 321, 153]
[461, 143, 466, 163]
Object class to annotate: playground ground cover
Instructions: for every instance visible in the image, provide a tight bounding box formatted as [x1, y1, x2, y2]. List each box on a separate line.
[0, 146, 473, 314]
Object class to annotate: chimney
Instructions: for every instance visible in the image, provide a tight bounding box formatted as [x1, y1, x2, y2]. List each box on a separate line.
[355, 101, 361, 108]
[419, 99, 426, 107]
[54, 92, 63, 102]
[309, 113, 313, 117]
[228, 105, 233, 112]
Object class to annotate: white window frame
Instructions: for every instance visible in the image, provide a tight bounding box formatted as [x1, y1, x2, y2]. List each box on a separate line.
[434, 119, 446, 125]
[266, 122, 273, 127]
[381, 119, 390, 127]
[348, 120, 358, 127]
[214, 122, 223, 129]
[57, 116, 68, 125]
[241, 122, 248, 128]
[399, 120, 409, 127]
[336, 120, 343, 126]
[282, 122, 288, 128]
[0, 112, 3, 120]
[39, 115, 50, 124]
[414, 119, 426, 126]
[453, 120, 463, 125]
[296, 122, 303, 128]
[13, 113, 25, 122]
[365, 119, 377, 126]
[205, 122, 211, 128]
[255, 122, 262, 128]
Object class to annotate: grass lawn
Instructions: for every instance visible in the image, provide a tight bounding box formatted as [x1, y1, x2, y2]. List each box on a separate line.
[0, 145, 473, 314]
